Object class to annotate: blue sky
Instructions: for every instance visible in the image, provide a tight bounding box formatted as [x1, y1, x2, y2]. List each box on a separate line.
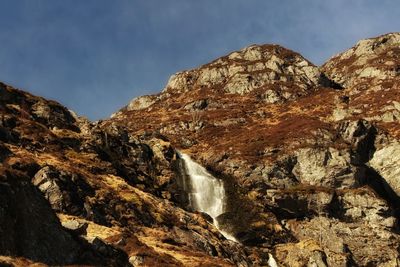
[1, 0, 399, 120]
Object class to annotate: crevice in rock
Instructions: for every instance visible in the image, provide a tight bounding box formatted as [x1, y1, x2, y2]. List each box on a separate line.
[318, 73, 344, 90]
[356, 165, 400, 232]
[346, 124, 400, 231]
[327, 191, 347, 221]
[0, 143, 12, 162]
[352, 125, 377, 164]
[344, 244, 359, 267]
[336, 119, 377, 165]
[336, 120, 400, 231]
[270, 201, 310, 220]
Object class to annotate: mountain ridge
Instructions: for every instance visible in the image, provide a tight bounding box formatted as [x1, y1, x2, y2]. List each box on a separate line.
[1, 32, 400, 266]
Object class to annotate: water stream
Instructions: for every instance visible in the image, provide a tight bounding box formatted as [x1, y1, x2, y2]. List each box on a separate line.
[180, 153, 237, 241]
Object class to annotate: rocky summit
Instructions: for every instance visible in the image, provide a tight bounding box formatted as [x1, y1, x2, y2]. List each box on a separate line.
[1, 33, 400, 266]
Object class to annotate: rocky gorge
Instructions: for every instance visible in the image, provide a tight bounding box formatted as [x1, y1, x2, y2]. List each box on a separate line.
[1, 32, 400, 266]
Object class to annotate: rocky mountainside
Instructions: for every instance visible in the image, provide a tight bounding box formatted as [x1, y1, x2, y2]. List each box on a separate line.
[1, 33, 400, 266]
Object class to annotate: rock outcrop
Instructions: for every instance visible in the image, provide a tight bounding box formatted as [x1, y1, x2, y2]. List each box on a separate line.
[0, 83, 249, 266]
[163, 44, 322, 95]
[1, 32, 400, 266]
[110, 33, 400, 266]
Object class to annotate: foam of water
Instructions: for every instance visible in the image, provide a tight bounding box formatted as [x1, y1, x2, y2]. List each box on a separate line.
[180, 153, 237, 242]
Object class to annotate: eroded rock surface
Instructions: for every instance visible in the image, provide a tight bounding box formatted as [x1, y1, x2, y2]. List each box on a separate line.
[110, 33, 400, 266]
[0, 84, 248, 266]
[2, 32, 400, 266]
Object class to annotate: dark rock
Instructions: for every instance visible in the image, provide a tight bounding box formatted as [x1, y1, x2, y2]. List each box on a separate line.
[0, 143, 11, 162]
[32, 166, 94, 216]
[61, 220, 88, 235]
[0, 170, 85, 265]
[30, 100, 80, 132]
[184, 99, 209, 110]
[337, 119, 377, 163]
[90, 237, 130, 266]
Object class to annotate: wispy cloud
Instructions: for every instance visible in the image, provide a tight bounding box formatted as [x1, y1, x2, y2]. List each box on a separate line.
[0, 0, 399, 119]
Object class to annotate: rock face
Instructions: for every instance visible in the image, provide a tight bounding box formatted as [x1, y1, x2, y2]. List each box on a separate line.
[1, 33, 400, 266]
[110, 33, 400, 266]
[164, 44, 322, 96]
[322, 33, 400, 88]
[122, 44, 331, 115]
[0, 84, 249, 266]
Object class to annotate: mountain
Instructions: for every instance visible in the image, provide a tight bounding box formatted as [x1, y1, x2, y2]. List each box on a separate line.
[1, 33, 400, 266]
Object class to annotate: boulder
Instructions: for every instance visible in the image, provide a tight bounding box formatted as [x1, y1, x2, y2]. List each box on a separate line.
[32, 166, 94, 215]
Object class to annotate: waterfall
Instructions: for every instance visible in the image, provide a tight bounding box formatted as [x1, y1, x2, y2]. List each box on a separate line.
[180, 153, 237, 241]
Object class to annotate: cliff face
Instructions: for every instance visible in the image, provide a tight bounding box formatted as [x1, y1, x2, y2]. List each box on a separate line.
[1, 33, 400, 266]
[0, 84, 248, 266]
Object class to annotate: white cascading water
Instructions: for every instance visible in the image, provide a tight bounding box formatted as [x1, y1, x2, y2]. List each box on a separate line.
[180, 153, 237, 241]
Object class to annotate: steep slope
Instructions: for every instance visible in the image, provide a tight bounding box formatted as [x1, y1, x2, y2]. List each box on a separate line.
[321, 32, 400, 135]
[1, 33, 400, 266]
[0, 83, 252, 266]
[115, 44, 328, 115]
[109, 34, 400, 266]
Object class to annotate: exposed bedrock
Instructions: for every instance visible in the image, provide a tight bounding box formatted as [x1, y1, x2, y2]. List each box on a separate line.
[2, 32, 400, 266]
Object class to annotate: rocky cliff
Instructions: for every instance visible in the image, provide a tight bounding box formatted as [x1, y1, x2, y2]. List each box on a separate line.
[1, 33, 400, 266]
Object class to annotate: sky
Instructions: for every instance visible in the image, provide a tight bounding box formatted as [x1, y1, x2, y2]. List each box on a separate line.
[0, 0, 399, 120]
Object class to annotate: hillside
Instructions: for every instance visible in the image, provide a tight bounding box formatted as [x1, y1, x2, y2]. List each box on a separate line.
[1, 33, 400, 266]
